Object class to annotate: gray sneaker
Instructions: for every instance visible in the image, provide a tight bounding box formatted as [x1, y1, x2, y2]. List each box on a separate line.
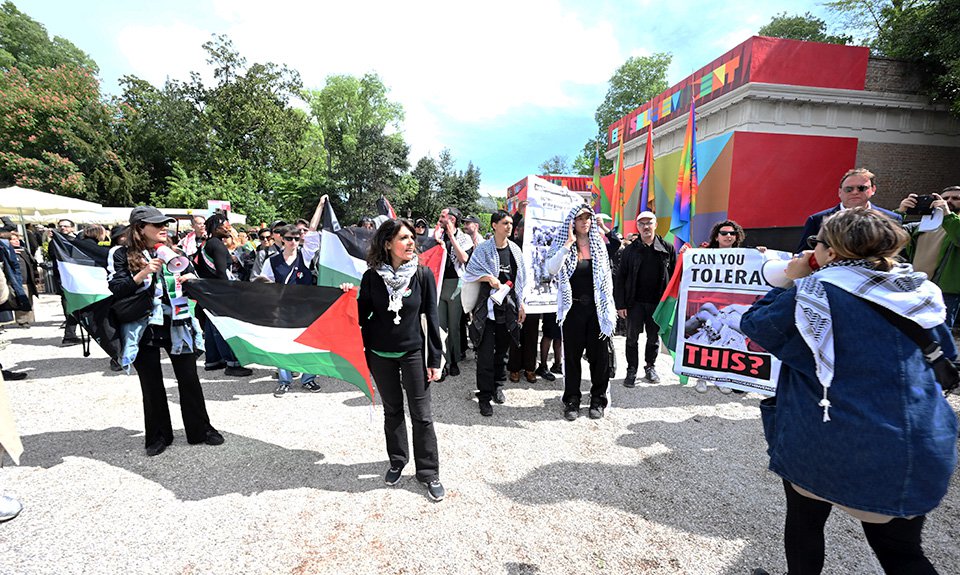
[422, 479, 445, 502]
[643, 366, 660, 383]
[273, 383, 289, 397]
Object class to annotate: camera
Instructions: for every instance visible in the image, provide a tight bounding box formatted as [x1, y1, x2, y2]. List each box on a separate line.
[906, 194, 935, 216]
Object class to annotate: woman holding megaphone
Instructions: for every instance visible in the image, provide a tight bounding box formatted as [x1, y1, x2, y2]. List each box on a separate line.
[108, 206, 223, 457]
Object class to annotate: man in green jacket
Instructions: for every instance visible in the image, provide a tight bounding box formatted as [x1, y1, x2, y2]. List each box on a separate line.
[898, 186, 960, 327]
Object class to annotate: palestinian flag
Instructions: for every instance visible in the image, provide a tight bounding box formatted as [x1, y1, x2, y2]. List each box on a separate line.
[315, 200, 376, 288]
[50, 232, 112, 314]
[184, 279, 374, 399]
[415, 235, 446, 302]
[376, 195, 397, 219]
[652, 249, 688, 385]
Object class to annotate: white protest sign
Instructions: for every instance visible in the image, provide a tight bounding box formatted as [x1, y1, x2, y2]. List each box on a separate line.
[675, 248, 792, 395]
[521, 176, 588, 314]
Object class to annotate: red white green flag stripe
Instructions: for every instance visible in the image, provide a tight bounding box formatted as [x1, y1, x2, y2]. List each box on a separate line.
[50, 233, 111, 314]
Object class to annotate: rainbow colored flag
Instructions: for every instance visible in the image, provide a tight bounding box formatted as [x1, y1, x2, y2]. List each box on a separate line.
[640, 124, 655, 214]
[612, 121, 625, 229]
[666, 102, 698, 251]
[592, 147, 607, 214]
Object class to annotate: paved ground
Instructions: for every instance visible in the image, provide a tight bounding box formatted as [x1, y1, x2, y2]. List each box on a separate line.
[1, 295, 958, 574]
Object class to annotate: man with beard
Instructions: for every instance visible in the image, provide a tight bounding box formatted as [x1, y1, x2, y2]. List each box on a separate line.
[899, 186, 960, 328]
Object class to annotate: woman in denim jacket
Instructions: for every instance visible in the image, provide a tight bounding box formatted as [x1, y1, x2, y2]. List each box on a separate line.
[741, 208, 957, 575]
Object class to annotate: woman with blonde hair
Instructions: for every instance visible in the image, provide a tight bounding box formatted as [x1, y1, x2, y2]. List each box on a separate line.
[742, 207, 957, 574]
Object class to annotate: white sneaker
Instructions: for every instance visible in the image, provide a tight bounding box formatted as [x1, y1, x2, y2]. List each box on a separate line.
[0, 495, 22, 522]
[695, 379, 708, 393]
[718, 386, 733, 394]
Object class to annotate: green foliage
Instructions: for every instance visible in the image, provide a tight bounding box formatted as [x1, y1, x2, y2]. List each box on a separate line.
[401, 150, 481, 222]
[758, 12, 853, 44]
[828, 0, 960, 115]
[573, 53, 672, 175]
[538, 154, 571, 175]
[0, 64, 137, 203]
[0, 1, 97, 73]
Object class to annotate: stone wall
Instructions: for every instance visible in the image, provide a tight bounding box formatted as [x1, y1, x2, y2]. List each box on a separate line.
[865, 57, 924, 94]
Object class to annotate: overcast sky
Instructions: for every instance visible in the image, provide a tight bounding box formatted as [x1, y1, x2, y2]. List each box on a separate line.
[18, 0, 829, 196]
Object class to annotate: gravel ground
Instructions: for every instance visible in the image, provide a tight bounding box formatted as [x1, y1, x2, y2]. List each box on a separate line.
[1, 295, 958, 575]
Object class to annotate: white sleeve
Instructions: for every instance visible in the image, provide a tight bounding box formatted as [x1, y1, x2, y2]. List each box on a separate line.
[546, 246, 570, 275]
[300, 231, 320, 263]
[258, 257, 276, 283]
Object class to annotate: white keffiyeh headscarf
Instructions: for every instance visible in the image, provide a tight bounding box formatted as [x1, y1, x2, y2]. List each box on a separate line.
[795, 259, 945, 422]
[548, 205, 617, 338]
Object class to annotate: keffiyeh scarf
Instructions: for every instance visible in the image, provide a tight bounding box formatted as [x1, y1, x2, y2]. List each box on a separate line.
[375, 255, 420, 325]
[548, 205, 617, 338]
[463, 237, 526, 306]
[795, 259, 945, 422]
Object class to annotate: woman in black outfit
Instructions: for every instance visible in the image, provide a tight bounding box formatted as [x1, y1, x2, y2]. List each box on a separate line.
[343, 219, 445, 501]
[108, 206, 224, 456]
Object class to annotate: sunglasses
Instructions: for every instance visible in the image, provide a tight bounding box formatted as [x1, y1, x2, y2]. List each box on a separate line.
[841, 185, 872, 193]
[283, 236, 299, 242]
[717, 230, 737, 236]
[807, 235, 830, 249]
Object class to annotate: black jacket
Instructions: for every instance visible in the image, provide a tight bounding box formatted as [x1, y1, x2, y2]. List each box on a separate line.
[796, 204, 903, 252]
[613, 235, 676, 309]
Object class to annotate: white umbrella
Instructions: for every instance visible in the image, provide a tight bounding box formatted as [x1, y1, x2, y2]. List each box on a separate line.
[0, 186, 102, 216]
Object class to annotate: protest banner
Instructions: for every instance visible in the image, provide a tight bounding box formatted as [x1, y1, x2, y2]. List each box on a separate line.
[675, 247, 792, 395]
[521, 176, 589, 314]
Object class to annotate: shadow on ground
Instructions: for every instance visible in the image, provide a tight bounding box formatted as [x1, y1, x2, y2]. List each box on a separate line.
[17, 427, 388, 501]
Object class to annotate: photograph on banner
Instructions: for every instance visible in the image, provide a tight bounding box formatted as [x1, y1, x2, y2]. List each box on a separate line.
[676, 247, 793, 395]
[521, 176, 591, 314]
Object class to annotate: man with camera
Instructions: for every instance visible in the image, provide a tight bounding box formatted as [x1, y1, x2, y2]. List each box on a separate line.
[898, 186, 960, 328]
[796, 168, 902, 252]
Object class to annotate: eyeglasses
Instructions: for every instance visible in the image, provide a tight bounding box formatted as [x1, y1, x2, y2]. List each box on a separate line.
[637, 221, 655, 228]
[807, 235, 830, 249]
[717, 230, 737, 236]
[841, 185, 872, 193]
[283, 236, 299, 242]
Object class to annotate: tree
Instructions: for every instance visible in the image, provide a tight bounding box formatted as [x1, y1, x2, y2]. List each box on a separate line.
[304, 73, 409, 224]
[758, 12, 853, 44]
[0, 1, 97, 73]
[402, 150, 482, 222]
[828, 0, 960, 115]
[0, 65, 138, 204]
[574, 53, 672, 175]
[538, 154, 571, 175]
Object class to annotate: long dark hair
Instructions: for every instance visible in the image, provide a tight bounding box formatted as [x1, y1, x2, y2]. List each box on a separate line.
[367, 218, 417, 269]
[706, 220, 745, 248]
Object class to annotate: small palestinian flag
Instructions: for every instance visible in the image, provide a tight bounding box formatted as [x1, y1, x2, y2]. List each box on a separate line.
[376, 195, 397, 219]
[315, 200, 376, 288]
[184, 279, 374, 399]
[652, 249, 688, 384]
[415, 235, 446, 303]
[50, 232, 112, 314]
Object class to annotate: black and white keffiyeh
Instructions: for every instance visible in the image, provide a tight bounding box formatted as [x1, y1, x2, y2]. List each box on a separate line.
[795, 259, 945, 422]
[375, 255, 419, 325]
[548, 205, 617, 338]
[463, 237, 526, 306]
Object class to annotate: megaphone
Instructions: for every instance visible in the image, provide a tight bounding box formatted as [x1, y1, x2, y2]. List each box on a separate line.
[154, 244, 190, 273]
[761, 253, 820, 288]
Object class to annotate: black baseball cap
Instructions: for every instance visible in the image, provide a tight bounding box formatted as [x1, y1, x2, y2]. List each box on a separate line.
[129, 206, 175, 225]
[463, 215, 480, 224]
[445, 207, 463, 224]
[270, 220, 287, 232]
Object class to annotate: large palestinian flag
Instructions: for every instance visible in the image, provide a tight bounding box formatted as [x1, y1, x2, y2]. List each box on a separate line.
[315, 201, 376, 288]
[184, 279, 374, 399]
[50, 232, 112, 314]
[652, 250, 688, 385]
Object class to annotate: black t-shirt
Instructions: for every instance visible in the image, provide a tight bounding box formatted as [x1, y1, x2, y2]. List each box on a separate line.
[571, 259, 593, 299]
[634, 241, 664, 303]
[497, 246, 516, 286]
[443, 234, 459, 280]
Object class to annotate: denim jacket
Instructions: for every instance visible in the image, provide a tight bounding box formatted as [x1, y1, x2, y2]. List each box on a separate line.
[741, 284, 958, 517]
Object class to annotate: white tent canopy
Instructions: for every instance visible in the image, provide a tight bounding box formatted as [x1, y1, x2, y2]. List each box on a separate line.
[0, 186, 103, 216]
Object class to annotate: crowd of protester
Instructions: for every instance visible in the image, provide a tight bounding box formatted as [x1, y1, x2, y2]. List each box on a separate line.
[1, 166, 958, 575]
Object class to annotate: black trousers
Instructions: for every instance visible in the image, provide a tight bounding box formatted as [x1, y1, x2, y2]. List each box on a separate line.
[783, 480, 937, 575]
[476, 319, 510, 402]
[132, 344, 214, 448]
[366, 350, 439, 482]
[561, 303, 609, 409]
[625, 301, 659, 372]
[507, 312, 540, 373]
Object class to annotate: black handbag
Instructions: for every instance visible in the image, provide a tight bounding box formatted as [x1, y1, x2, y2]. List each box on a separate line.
[111, 286, 154, 323]
[861, 298, 959, 396]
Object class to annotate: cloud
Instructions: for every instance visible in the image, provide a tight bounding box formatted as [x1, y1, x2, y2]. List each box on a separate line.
[115, 22, 212, 87]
